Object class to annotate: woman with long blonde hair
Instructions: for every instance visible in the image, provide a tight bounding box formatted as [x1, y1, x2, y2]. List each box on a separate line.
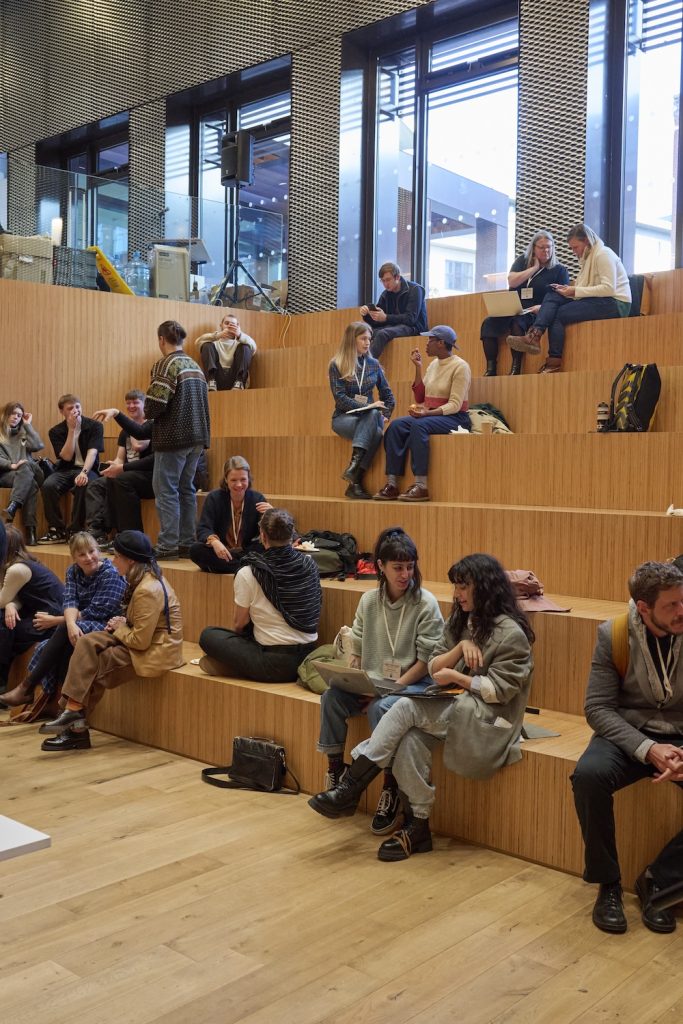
[329, 322, 395, 499]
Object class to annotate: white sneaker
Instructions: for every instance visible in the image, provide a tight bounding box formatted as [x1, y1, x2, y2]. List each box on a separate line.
[232, 381, 244, 390]
[208, 380, 217, 391]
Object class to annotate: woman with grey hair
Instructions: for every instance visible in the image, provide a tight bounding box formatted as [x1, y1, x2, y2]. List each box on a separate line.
[480, 230, 569, 376]
[507, 223, 631, 374]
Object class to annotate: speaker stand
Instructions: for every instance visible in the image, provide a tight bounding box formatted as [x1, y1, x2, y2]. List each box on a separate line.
[212, 258, 280, 312]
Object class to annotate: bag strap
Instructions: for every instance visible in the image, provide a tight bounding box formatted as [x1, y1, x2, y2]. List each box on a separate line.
[608, 363, 631, 424]
[200, 764, 301, 795]
[611, 612, 630, 679]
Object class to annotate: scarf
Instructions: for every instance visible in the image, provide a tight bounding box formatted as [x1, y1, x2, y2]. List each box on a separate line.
[244, 544, 322, 634]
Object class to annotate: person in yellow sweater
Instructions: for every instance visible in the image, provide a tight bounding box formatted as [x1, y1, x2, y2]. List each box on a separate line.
[373, 326, 471, 502]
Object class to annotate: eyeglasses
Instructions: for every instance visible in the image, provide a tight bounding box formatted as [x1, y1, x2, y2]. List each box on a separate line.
[535, 245, 552, 252]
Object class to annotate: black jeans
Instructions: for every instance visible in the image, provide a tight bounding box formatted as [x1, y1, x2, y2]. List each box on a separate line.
[41, 467, 98, 532]
[189, 541, 242, 574]
[571, 733, 683, 886]
[109, 470, 155, 532]
[199, 625, 315, 682]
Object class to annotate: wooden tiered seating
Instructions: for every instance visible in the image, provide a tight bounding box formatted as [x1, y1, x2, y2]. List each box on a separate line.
[4, 272, 683, 887]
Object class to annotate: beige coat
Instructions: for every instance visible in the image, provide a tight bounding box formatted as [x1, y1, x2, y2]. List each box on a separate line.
[112, 573, 184, 676]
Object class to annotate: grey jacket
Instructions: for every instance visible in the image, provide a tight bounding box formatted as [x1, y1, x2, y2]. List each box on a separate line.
[0, 422, 44, 472]
[585, 600, 683, 761]
[430, 615, 534, 780]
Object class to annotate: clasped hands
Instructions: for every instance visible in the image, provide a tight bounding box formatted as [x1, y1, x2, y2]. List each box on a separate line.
[647, 742, 683, 783]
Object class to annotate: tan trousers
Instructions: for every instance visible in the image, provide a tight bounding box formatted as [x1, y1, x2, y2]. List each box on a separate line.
[61, 631, 135, 712]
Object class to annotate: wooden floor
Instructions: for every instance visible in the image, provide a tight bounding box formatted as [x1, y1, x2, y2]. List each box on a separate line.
[2, 727, 682, 1024]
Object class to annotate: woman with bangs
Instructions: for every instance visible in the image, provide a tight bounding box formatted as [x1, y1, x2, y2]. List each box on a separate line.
[0, 400, 45, 545]
[315, 527, 443, 836]
[310, 553, 534, 861]
[480, 230, 569, 377]
[0, 530, 126, 708]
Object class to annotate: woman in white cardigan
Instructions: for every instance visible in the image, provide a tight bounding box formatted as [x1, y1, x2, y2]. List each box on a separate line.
[507, 223, 631, 373]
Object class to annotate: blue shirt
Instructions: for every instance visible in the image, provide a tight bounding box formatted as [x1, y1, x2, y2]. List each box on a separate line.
[329, 355, 395, 417]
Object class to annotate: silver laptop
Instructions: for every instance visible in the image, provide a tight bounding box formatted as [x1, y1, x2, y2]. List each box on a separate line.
[312, 661, 403, 697]
[482, 291, 525, 316]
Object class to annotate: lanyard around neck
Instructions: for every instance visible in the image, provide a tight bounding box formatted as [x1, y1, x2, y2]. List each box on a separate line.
[382, 599, 406, 658]
[354, 357, 366, 393]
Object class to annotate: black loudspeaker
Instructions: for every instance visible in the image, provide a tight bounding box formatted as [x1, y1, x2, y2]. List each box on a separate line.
[220, 130, 255, 188]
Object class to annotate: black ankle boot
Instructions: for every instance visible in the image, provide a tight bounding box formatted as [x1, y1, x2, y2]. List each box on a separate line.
[342, 447, 366, 483]
[308, 754, 381, 819]
[2, 500, 21, 522]
[483, 359, 497, 377]
[377, 816, 433, 861]
[509, 350, 524, 376]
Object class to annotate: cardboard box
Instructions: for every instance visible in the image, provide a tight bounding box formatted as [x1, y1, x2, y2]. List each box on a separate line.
[0, 233, 53, 284]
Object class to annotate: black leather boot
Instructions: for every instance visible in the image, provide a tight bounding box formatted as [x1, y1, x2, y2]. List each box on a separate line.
[509, 350, 524, 376]
[2, 500, 21, 522]
[483, 359, 497, 377]
[345, 467, 372, 500]
[342, 447, 366, 483]
[308, 754, 381, 819]
[377, 815, 433, 861]
[26, 527, 37, 546]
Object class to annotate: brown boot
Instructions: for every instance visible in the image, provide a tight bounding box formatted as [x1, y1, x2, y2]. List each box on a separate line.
[507, 325, 543, 355]
[539, 357, 562, 374]
[0, 678, 35, 707]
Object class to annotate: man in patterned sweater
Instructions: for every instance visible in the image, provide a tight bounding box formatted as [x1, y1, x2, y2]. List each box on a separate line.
[143, 320, 210, 559]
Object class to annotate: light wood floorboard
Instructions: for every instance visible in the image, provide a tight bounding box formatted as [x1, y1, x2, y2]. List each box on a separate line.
[1, 728, 681, 1024]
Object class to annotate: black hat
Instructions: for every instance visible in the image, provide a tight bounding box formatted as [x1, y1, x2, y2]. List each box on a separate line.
[113, 530, 154, 563]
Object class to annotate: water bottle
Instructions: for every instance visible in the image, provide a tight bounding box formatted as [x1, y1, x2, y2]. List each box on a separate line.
[124, 250, 150, 297]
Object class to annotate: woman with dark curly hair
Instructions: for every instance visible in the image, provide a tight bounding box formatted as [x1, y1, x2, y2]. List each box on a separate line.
[309, 552, 534, 861]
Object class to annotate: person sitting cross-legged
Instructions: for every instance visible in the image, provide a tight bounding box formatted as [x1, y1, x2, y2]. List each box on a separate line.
[309, 553, 534, 861]
[198, 508, 321, 683]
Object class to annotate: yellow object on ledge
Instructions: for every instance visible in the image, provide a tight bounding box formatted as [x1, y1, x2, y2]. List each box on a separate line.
[87, 245, 133, 295]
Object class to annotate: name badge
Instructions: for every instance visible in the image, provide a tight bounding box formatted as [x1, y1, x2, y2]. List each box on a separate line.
[354, 394, 368, 405]
[521, 287, 533, 300]
[382, 657, 402, 681]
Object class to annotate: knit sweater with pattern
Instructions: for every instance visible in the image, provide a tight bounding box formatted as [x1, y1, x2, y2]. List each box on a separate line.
[144, 351, 210, 451]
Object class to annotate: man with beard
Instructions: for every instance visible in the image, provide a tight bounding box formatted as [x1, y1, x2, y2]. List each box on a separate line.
[572, 561, 683, 934]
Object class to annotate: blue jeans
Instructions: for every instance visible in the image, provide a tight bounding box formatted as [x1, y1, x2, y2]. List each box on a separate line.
[332, 409, 384, 469]
[317, 677, 430, 753]
[384, 411, 471, 477]
[534, 292, 627, 359]
[152, 446, 203, 550]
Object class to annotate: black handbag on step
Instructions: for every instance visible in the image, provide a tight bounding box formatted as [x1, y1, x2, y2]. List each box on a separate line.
[201, 736, 300, 795]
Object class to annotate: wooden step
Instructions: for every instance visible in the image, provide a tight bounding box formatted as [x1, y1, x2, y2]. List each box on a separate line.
[205, 431, 683, 513]
[31, 546, 623, 717]
[81, 641, 679, 888]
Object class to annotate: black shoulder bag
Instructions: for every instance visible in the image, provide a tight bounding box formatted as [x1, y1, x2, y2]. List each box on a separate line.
[201, 736, 300, 795]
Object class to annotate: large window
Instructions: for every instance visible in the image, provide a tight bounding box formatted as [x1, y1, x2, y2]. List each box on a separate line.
[363, 16, 518, 301]
[624, 0, 682, 271]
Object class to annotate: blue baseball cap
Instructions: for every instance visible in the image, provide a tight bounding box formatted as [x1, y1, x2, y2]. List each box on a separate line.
[420, 325, 459, 349]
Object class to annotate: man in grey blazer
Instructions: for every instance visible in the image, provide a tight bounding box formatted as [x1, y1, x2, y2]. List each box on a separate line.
[572, 561, 683, 934]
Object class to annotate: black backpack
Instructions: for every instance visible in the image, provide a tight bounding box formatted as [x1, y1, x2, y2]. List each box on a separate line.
[298, 530, 358, 579]
[600, 362, 661, 433]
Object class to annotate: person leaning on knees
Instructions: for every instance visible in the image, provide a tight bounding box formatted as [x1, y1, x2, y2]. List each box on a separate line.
[189, 455, 272, 574]
[0, 400, 46, 546]
[197, 508, 322, 683]
[37, 393, 104, 544]
[571, 560, 683, 935]
[316, 527, 443, 835]
[328, 322, 395, 500]
[508, 223, 631, 374]
[38, 530, 184, 752]
[196, 312, 256, 391]
[309, 553, 534, 861]
[0, 525, 64, 695]
[361, 261, 428, 359]
[0, 530, 126, 709]
[480, 230, 569, 377]
[373, 325, 471, 503]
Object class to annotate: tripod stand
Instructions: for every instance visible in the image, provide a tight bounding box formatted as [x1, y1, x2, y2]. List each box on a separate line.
[212, 186, 280, 312]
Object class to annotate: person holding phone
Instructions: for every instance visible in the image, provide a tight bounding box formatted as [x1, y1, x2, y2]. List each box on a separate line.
[360, 262, 427, 359]
[507, 224, 631, 373]
[328, 322, 395, 499]
[196, 313, 257, 391]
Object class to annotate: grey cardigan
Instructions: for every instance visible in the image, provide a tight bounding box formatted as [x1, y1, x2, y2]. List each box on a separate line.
[429, 615, 534, 780]
[585, 600, 683, 762]
[0, 422, 44, 472]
